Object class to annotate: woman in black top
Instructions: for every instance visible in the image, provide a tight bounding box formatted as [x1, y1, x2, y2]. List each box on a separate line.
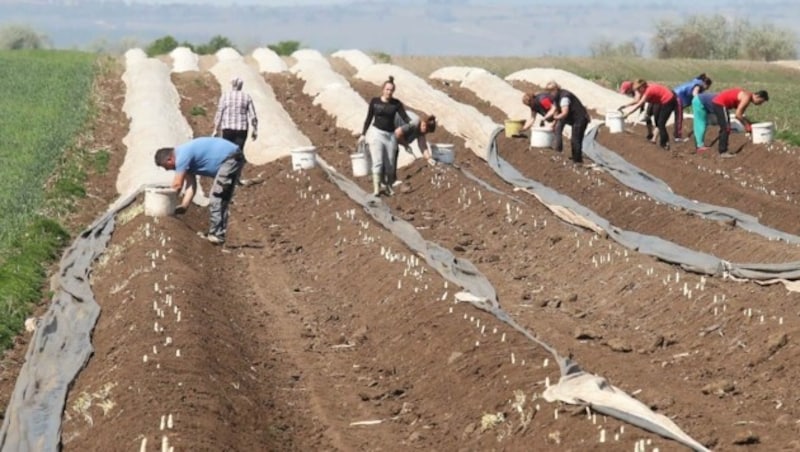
[360, 75, 411, 196]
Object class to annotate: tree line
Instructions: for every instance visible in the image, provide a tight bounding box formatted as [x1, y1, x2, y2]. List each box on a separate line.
[590, 14, 797, 61]
[0, 24, 303, 57]
[144, 36, 301, 57]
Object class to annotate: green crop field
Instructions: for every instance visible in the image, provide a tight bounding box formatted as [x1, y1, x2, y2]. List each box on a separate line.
[0, 50, 96, 347]
[393, 55, 800, 144]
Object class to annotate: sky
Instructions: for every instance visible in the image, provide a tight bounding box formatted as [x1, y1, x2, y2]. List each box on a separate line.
[2, 0, 798, 57]
[130, 0, 352, 4]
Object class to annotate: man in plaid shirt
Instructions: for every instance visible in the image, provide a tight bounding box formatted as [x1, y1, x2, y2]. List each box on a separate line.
[213, 76, 258, 156]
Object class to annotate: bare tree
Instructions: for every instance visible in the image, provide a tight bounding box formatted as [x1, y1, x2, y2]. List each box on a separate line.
[650, 14, 796, 61]
[589, 38, 643, 58]
[0, 24, 49, 50]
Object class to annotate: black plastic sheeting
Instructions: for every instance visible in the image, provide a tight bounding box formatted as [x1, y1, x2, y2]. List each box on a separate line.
[0, 153, 714, 451]
[586, 126, 800, 245]
[0, 190, 140, 452]
[316, 156, 708, 451]
[487, 126, 800, 282]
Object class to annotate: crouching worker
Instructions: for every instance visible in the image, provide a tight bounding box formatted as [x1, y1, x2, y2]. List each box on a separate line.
[395, 113, 437, 165]
[710, 88, 769, 156]
[520, 91, 555, 132]
[154, 137, 244, 245]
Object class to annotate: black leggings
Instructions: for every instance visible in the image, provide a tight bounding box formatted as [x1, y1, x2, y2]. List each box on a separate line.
[654, 97, 676, 147]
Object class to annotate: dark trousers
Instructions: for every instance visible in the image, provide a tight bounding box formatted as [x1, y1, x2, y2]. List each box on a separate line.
[554, 115, 589, 163]
[711, 104, 731, 153]
[222, 129, 249, 161]
[208, 152, 245, 240]
[391, 145, 400, 185]
[654, 98, 676, 147]
[643, 103, 654, 139]
[673, 96, 684, 138]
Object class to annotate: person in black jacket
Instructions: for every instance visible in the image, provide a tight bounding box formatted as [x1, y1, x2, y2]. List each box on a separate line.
[544, 81, 591, 164]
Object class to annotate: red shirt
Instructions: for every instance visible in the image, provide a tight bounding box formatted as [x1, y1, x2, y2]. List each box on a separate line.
[713, 88, 746, 108]
[642, 83, 675, 105]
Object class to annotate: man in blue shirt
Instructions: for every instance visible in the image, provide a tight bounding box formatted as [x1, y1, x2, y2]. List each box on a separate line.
[154, 137, 244, 245]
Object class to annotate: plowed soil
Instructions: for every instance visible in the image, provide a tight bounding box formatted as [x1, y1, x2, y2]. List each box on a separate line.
[1, 58, 799, 452]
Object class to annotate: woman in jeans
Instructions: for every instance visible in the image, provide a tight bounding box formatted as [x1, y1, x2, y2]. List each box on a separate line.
[359, 75, 411, 196]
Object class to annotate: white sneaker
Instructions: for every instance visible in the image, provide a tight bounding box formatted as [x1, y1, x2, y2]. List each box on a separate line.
[206, 234, 225, 245]
[674, 137, 689, 143]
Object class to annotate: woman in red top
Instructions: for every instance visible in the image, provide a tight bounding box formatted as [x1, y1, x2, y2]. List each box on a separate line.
[710, 88, 769, 155]
[619, 80, 655, 140]
[620, 79, 678, 150]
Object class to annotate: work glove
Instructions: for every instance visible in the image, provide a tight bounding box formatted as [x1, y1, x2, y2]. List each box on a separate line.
[539, 120, 545, 127]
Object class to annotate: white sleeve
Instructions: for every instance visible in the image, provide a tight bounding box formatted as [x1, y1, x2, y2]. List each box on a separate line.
[560, 97, 571, 108]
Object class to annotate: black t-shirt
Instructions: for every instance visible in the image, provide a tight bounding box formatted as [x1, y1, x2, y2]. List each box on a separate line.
[362, 97, 410, 135]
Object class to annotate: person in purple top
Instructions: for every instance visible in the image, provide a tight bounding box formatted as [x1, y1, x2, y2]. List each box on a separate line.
[691, 91, 717, 153]
[154, 136, 244, 245]
[672, 73, 712, 142]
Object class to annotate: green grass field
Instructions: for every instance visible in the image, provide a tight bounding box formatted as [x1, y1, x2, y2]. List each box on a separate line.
[393, 56, 800, 144]
[0, 50, 96, 347]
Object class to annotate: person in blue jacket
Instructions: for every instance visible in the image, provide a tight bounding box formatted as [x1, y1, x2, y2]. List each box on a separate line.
[672, 73, 712, 142]
[691, 91, 717, 153]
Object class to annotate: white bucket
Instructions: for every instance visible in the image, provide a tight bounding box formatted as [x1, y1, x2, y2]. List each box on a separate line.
[530, 128, 554, 148]
[432, 144, 455, 164]
[144, 187, 177, 217]
[350, 152, 370, 177]
[291, 146, 317, 170]
[605, 110, 624, 134]
[751, 122, 774, 144]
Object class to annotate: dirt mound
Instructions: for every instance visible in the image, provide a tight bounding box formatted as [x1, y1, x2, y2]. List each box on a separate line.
[2, 59, 800, 451]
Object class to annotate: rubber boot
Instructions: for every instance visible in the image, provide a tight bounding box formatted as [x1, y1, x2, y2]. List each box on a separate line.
[372, 174, 381, 196]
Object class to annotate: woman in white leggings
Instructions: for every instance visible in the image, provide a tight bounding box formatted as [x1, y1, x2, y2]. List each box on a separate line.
[360, 75, 411, 196]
